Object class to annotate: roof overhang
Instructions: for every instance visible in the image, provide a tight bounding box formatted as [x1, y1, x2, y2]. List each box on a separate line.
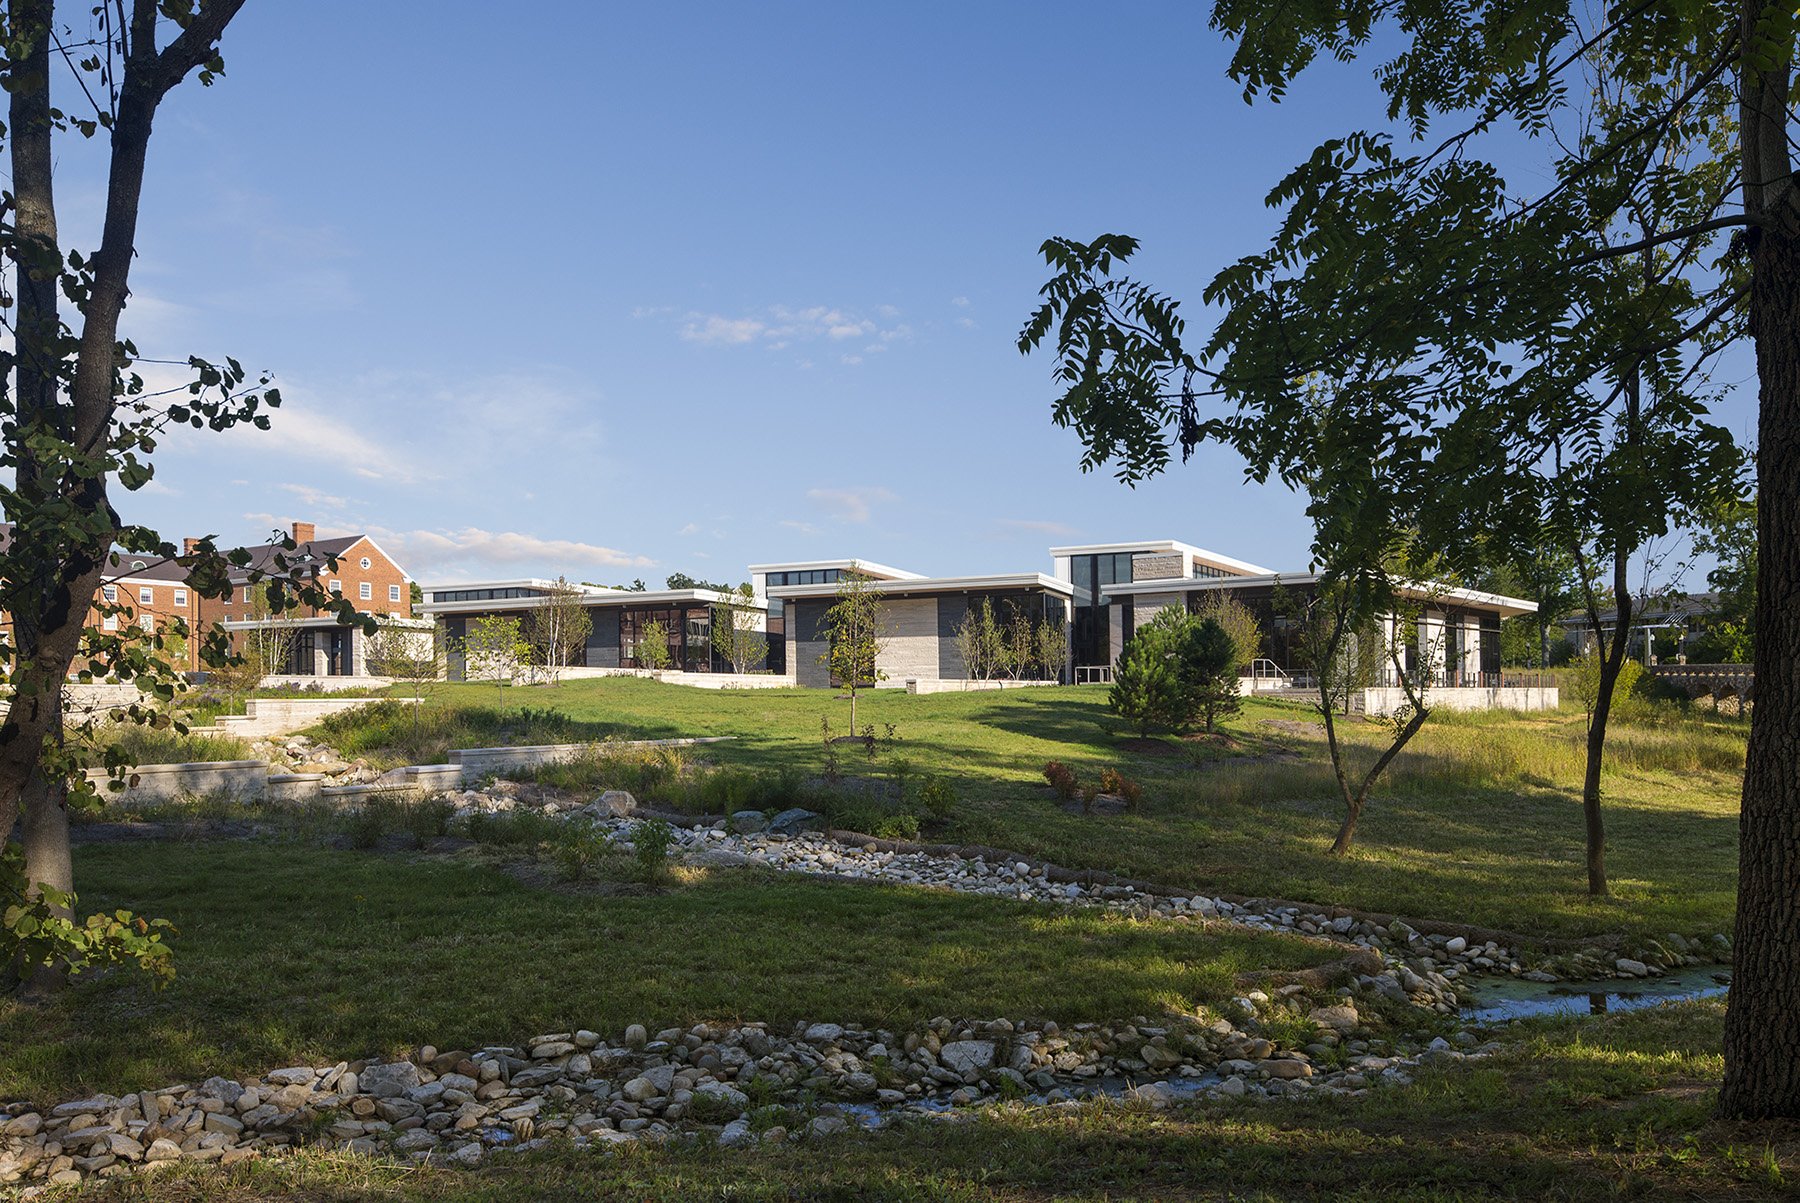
[1098, 573, 1538, 618]
[769, 572, 1074, 601]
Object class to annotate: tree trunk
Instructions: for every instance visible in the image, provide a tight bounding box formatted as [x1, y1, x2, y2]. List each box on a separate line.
[1580, 691, 1611, 897]
[18, 763, 72, 1000]
[1719, 219, 1800, 1119]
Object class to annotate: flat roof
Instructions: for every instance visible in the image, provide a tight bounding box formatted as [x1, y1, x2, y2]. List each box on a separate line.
[417, 585, 740, 613]
[746, 558, 925, 581]
[1048, 540, 1276, 577]
[768, 572, 1074, 600]
[1098, 572, 1538, 618]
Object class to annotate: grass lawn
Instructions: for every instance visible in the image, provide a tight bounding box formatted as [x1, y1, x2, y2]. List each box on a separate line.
[69, 1002, 1798, 1202]
[0, 841, 1330, 1105]
[316, 678, 1745, 943]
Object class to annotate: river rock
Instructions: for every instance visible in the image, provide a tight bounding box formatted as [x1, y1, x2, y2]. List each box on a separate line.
[767, 808, 825, 836]
[939, 1040, 997, 1076]
[729, 811, 768, 834]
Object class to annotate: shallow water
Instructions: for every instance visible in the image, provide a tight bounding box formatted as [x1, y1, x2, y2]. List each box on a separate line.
[1458, 965, 1730, 1023]
[836, 1071, 1227, 1128]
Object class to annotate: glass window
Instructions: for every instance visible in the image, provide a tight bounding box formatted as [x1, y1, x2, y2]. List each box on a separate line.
[329, 580, 342, 595]
[102, 584, 117, 603]
[173, 588, 188, 607]
[103, 615, 118, 631]
[139, 586, 154, 606]
[244, 586, 252, 602]
[360, 557, 372, 570]
[359, 581, 372, 600]
[389, 584, 402, 602]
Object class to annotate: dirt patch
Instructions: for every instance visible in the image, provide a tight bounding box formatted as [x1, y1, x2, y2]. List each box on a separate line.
[1262, 718, 1326, 737]
[1117, 737, 1183, 758]
[1178, 732, 1245, 749]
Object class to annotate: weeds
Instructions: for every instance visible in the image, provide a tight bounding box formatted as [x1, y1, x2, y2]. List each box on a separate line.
[633, 817, 675, 882]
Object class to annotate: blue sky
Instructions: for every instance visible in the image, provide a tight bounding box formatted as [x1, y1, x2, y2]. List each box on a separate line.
[55, 2, 1755, 587]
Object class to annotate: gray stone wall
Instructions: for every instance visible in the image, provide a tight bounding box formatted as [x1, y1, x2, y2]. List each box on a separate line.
[1132, 552, 1184, 581]
[877, 598, 939, 683]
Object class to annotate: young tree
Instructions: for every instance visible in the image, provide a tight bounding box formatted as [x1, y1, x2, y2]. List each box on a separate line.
[634, 618, 672, 671]
[368, 620, 447, 745]
[465, 615, 527, 689]
[1179, 616, 1241, 733]
[1108, 628, 1182, 737]
[951, 599, 992, 681]
[1034, 616, 1068, 682]
[526, 576, 592, 685]
[1004, 608, 1036, 681]
[211, 584, 300, 700]
[710, 583, 768, 674]
[1191, 591, 1262, 674]
[819, 572, 887, 730]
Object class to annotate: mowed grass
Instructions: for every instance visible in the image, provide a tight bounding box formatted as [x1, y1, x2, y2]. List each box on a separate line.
[72, 1002, 1798, 1202]
[323, 678, 1744, 942]
[0, 841, 1329, 1105]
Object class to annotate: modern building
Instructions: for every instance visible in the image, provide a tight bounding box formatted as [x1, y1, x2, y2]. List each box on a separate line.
[421, 579, 771, 679]
[421, 534, 1546, 707]
[753, 558, 1074, 690]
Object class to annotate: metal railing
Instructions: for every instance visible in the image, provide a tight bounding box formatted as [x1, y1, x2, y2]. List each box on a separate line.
[1074, 664, 1113, 685]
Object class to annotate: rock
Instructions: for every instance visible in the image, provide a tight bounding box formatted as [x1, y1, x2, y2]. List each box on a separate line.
[938, 1040, 997, 1076]
[588, 791, 638, 818]
[1218, 1075, 1247, 1097]
[806, 1115, 849, 1138]
[360, 1061, 422, 1099]
[51, 1096, 115, 1117]
[2, 1113, 42, 1138]
[694, 1083, 749, 1112]
[1307, 1004, 1359, 1035]
[623, 1065, 677, 1102]
[767, 808, 825, 836]
[203, 1113, 245, 1136]
[1615, 958, 1650, 977]
[264, 1067, 317, 1086]
[1260, 1059, 1312, 1080]
[392, 1129, 439, 1153]
[1445, 936, 1468, 955]
[531, 1041, 577, 1060]
[1139, 1043, 1184, 1071]
[718, 1118, 754, 1146]
[623, 1024, 649, 1049]
[729, 810, 768, 834]
[804, 1022, 846, 1043]
[144, 1139, 182, 1163]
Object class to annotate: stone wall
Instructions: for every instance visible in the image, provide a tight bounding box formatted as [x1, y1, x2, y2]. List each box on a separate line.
[1360, 685, 1560, 715]
[877, 598, 939, 685]
[1131, 552, 1184, 581]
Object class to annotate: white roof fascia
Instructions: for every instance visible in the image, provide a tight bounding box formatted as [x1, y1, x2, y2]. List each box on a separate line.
[746, 558, 927, 581]
[767, 572, 1073, 599]
[1098, 573, 1538, 618]
[1047, 540, 1276, 577]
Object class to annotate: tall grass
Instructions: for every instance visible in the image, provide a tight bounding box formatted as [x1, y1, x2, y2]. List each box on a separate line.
[83, 724, 252, 766]
[313, 700, 629, 767]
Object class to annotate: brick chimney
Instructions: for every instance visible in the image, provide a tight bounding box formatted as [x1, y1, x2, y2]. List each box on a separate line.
[182, 537, 201, 556]
[291, 521, 316, 545]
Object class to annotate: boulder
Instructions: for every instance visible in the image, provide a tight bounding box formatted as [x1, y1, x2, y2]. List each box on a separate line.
[588, 791, 638, 818]
[938, 1040, 997, 1076]
[1307, 1004, 1359, 1035]
[360, 1062, 423, 1099]
[767, 808, 824, 836]
[729, 811, 768, 834]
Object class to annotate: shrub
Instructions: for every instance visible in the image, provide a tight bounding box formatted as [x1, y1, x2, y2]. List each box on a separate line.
[874, 813, 920, 840]
[1043, 761, 1079, 800]
[917, 776, 958, 822]
[552, 818, 612, 881]
[633, 817, 675, 881]
[403, 797, 455, 842]
[1099, 767, 1143, 810]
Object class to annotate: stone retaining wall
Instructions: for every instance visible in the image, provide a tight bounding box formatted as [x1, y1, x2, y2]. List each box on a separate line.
[904, 678, 1059, 696]
[448, 737, 735, 782]
[208, 696, 409, 740]
[1360, 686, 1560, 715]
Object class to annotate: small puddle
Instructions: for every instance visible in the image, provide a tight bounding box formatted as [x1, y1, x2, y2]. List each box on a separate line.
[1459, 965, 1730, 1023]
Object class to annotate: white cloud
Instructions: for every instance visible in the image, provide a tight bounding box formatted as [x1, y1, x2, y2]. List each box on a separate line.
[278, 481, 350, 511]
[369, 526, 655, 581]
[677, 522, 699, 536]
[681, 315, 766, 345]
[807, 486, 895, 524]
[951, 296, 971, 308]
[672, 304, 907, 356]
[780, 519, 823, 536]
